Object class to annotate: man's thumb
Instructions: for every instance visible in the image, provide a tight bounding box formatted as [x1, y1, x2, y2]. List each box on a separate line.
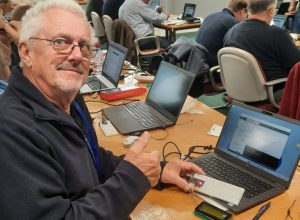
[129, 131, 150, 153]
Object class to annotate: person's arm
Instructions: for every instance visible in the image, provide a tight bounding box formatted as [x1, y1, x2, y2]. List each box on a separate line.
[288, 0, 297, 13]
[0, 32, 11, 80]
[137, 2, 168, 23]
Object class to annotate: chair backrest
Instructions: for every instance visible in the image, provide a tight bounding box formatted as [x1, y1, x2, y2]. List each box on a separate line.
[91, 11, 106, 39]
[10, 3, 31, 21]
[112, 19, 136, 63]
[218, 47, 268, 102]
[102, 15, 113, 41]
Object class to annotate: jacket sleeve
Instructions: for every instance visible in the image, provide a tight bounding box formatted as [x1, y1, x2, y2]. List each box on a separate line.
[0, 112, 151, 220]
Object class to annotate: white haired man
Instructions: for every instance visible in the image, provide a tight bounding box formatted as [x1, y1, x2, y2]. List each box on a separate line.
[0, 0, 204, 219]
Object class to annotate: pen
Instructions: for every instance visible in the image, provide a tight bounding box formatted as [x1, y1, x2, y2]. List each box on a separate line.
[252, 202, 271, 220]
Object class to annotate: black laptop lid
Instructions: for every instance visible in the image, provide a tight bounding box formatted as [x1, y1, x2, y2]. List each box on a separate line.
[182, 3, 196, 20]
[215, 102, 300, 188]
[145, 61, 195, 123]
[101, 41, 128, 87]
[277, 2, 298, 15]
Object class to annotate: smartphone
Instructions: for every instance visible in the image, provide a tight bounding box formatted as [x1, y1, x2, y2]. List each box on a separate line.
[194, 202, 232, 220]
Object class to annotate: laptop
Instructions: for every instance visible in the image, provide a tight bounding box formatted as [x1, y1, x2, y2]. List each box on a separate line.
[182, 3, 197, 22]
[80, 41, 128, 94]
[277, 1, 298, 15]
[191, 102, 300, 213]
[102, 61, 196, 134]
[271, 14, 288, 29]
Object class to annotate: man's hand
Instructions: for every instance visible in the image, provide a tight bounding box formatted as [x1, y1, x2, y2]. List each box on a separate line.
[160, 159, 205, 192]
[124, 132, 161, 187]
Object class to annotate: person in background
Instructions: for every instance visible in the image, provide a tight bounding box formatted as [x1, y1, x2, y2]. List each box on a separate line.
[195, 0, 248, 68]
[224, 0, 300, 82]
[0, 0, 204, 219]
[288, 0, 300, 33]
[102, 0, 124, 20]
[86, 0, 103, 21]
[119, 0, 170, 49]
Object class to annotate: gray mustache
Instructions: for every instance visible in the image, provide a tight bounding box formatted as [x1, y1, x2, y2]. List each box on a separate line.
[56, 62, 85, 74]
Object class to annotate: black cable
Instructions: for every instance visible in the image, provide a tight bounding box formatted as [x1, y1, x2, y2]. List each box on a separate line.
[162, 141, 182, 162]
[150, 129, 169, 140]
[183, 145, 214, 161]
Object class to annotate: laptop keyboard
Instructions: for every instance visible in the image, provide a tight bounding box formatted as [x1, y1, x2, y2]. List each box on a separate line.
[193, 156, 273, 199]
[86, 76, 108, 90]
[123, 103, 165, 128]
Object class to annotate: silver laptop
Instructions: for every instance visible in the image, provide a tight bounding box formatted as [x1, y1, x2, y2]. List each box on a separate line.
[271, 14, 287, 29]
[80, 41, 128, 94]
[102, 61, 196, 134]
[191, 102, 300, 213]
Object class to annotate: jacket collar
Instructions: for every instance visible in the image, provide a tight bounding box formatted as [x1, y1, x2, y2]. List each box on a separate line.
[8, 67, 79, 127]
[223, 8, 235, 17]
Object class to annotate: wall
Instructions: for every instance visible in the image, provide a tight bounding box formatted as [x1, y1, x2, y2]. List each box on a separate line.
[160, 0, 229, 18]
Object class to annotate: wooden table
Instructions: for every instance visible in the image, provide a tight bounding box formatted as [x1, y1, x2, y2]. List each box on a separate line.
[154, 21, 200, 43]
[84, 90, 300, 220]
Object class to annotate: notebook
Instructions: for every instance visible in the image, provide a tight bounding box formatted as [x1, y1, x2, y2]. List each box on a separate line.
[191, 102, 300, 213]
[182, 3, 197, 21]
[80, 41, 128, 94]
[271, 14, 287, 29]
[102, 61, 195, 135]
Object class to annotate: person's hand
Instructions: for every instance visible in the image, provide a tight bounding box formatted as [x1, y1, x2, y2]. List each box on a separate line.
[124, 132, 161, 187]
[164, 12, 170, 19]
[288, 4, 296, 13]
[160, 159, 205, 192]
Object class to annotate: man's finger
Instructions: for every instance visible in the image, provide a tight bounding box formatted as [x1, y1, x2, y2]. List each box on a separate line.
[129, 131, 150, 153]
[173, 176, 190, 192]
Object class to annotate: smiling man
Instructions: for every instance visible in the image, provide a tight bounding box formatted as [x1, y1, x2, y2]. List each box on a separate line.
[0, 0, 203, 219]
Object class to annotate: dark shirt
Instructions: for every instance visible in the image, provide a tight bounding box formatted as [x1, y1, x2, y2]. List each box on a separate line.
[0, 67, 150, 219]
[102, 0, 125, 20]
[86, 0, 103, 21]
[195, 8, 238, 67]
[224, 19, 300, 81]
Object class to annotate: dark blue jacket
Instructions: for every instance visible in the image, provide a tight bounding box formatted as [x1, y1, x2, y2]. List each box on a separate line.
[0, 67, 150, 220]
[195, 8, 238, 67]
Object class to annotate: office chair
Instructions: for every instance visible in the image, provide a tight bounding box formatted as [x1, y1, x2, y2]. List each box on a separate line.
[279, 62, 300, 120]
[216, 47, 287, 111]
[102, 15, 113, 42]
[10, 3, 31, 21]
[112, 19, 163, 74]
[91, 11, 106, 42]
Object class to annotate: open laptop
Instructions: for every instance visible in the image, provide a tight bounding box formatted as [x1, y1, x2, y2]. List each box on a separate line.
[271, 14, 288, 29]
[102, 61, 196, 134]
[191, 102, 300, 213]
[80, 41, 128, 94]
[181, 3, 197, 22]
[277, 1, 298, 15]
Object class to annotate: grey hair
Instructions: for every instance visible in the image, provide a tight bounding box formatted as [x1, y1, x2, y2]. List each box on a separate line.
[247, 0, 276, 15]
[19, 0, 90, 42]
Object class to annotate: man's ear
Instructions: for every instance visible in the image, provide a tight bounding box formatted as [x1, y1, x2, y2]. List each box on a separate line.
[18, 42, 32, 68]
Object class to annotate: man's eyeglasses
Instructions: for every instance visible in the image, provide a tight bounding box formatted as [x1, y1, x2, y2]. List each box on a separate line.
[29, 37, 98, 59]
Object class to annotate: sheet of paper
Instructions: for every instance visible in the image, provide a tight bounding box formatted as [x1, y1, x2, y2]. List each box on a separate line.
[208, 124, 223, 137]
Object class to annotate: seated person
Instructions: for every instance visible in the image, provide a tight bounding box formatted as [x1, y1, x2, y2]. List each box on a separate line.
[0, 0, 204, 219]
[224, 0, 300, 81]
[195, 0, 248, 67]
[102, 0, 124, 20]
[118, 0, 170, 49]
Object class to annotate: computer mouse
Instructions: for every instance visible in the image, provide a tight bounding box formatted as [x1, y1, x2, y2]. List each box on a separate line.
[123, 136, 140, 147]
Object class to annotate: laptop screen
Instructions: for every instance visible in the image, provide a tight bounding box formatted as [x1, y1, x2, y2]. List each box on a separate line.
[182, 3, 196, 19]
[271, 15, 287, 29]
[102, 41, 127, 86]
[146, 62, 194, 118]
[216, 104, 300, 183]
